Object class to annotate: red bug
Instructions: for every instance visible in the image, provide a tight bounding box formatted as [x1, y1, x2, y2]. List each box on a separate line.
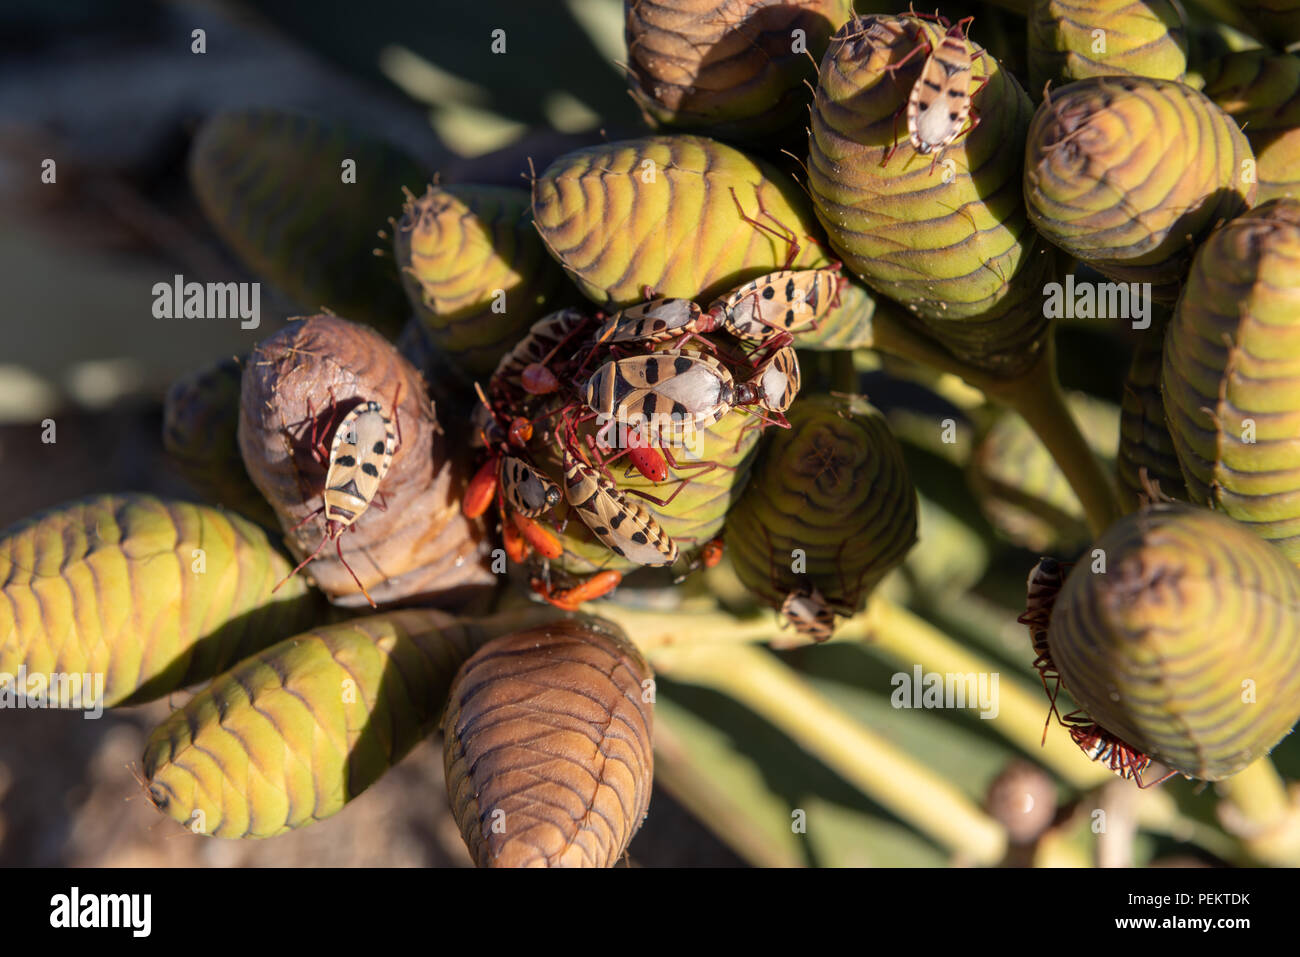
[502, 514, 532, 563]
[530, 570, 623, 611]
[462, 455, 499, 519]
[1018, 556, 1177, 788]
[512, 512, 564, 560]
[1060, 711, 1177, 789]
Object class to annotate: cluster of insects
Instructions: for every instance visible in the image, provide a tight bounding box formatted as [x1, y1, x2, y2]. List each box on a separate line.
[1019, 557, 1177, 789]
[459, 197, 846, 610]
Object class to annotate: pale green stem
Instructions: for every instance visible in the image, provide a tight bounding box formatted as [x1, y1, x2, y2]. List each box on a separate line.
[605, 595, 1114, 787]
[648, 641, 1008, 864]
[844, 598, 1115, 788]
[1217, 757, 1291, 825]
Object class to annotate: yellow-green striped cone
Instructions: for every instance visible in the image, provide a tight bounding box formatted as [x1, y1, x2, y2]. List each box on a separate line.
[1048, 503, 1300, 780]
[394, 184, 577, 380]
[625, 0, 853, 144]
[189, 109, 426, 337]
[141, 609, 556, 838]
[1201, 50, 1300, 204]
[727, 394, 917, 639]
[1024, 76, 1256, 300]
[1162, 199, 1300, 561]
[0, 494, 319, 708]
[1028, 0, 1188, 91]
[808, 14, 1051, 375]
[530, 134, 873, 347]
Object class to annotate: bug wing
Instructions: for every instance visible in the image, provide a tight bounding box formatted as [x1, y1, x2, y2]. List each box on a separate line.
[326, 409, 393, 521]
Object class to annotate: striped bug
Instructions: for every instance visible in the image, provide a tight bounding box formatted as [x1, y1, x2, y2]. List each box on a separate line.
[781, 584, 839, 643]
[1060, 711, 1177, 789]
[594, 297, 718, 350]
[275, 390, 402, 608]
[735, 338, 801, 415]
[499, 454, 562, 518]
[882, 15, 986, 171]
[490, 307, 590, 398]
[562, 450, 679, 567]
[706, 267, 846, 341]
[583, 350, 737, 441]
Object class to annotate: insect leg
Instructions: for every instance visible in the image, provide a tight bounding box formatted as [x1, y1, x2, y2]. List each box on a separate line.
[335, 534, 378, 608]
[728, 186, 801, 269]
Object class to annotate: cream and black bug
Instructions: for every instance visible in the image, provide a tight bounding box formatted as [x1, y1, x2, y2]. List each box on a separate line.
[499, 454, 562, 518]
[562, 453, 678, 567]
[706, 268, 845, 340]
[736, 341, 801, 414]
[906, 18, 980, 164]
[583, 350, 736, 438]
[595, 298, 715, 345]
[276, 396, 400, 607]
[780, 585, 839, 643]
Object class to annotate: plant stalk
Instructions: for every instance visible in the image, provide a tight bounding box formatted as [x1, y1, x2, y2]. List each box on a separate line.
[648, 640, 1008, 864]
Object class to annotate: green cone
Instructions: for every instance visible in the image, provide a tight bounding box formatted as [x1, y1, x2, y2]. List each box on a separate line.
[1162, 199, 1300, 561]
[1200, 50, 1300, 204]
[0, 495, 318, 707]
[189, 109, 425, 337]
[162, 355, 278, 531]
[808, 14, 1051, 375]
[1048, 503, 1300, 780]
[727, 394, 917, 639]
[1024, 76, 1255, 300]
[394, 184, 577, 380]
[625, 0, 853, 144]
[1117, 326, 1188, 510]
[1028, 0, 1188, 91]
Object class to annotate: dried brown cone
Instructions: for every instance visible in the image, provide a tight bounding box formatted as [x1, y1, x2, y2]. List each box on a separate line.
[625, 0, 853, 144]
[442, 618, 654, 867]
[238, 315, 495, 608]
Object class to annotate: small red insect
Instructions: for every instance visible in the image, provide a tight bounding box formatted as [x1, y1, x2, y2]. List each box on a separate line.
[531, 570, 623, 611]
[501, 514, 532, 563]
[462, 455, 499, 520]
[512, 512, 564, 560]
